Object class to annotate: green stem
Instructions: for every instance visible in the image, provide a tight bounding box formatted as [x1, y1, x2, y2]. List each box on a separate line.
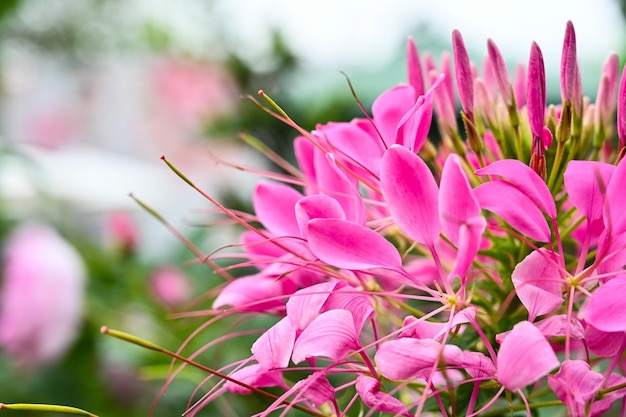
[0, 404, 98, 417]
[480, 400, 563, 416]
[547, 140, 565, 192]
[101, 327, 329, 417]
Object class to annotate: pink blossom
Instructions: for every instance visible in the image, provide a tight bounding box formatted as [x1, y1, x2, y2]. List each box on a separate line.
[548, 360, 604, 416]
[105, 211, 139, 253]
[0, 223, 85, 368]
[149, 266, 192, 308]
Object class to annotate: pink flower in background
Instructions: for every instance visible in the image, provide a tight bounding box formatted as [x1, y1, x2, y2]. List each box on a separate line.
[0, 223, 85, 368]
[105, 210, 140, 254]
[149, 266, 192, 309]
[26, 108, 77, 149]
[152, 58, 237, 127]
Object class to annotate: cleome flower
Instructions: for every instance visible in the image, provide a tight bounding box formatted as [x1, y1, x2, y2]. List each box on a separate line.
[151, 20, 626, 417]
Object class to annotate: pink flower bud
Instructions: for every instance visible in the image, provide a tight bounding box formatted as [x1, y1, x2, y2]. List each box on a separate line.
[406, 37, 425, 97]
[603, 53, 620, 104]
[595, 74, 612, 129]
[149, 266, 192, 308]
[473, 77, 494, 122]
[0, 223, 85, 368]
[514, 63, 526, 109]
[487, 38, 512, 105]
[596, 53, 620, 126]
[527, 42, 546, 140]
[452, 30, 474, 116]
[617, 64, 626, 151]
[560, 21, 579, 104]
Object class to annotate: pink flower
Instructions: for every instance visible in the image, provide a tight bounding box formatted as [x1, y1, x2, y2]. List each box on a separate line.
[0, 223, 85, 368]
[149, 266, 192, 308]
[105, 211, 139, 254]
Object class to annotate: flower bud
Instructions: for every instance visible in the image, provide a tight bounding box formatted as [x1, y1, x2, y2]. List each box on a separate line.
[487, 38, 512, 105]
[527, 42, 547, 141]
[407, 37, 425, 97]
[453, 30, 474, 117]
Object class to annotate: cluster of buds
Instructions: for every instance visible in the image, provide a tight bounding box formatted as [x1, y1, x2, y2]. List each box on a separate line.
[153, 21, 626, 417]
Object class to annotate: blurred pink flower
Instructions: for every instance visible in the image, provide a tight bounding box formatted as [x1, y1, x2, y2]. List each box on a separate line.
[26, 108, 77, 149]
[105, 211, 139, 254]
[149, 266, 192, 308]
[0, 223, 85, 368]
[152, 58, 236, 127]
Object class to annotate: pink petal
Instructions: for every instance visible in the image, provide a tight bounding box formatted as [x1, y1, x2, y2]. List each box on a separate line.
[241, 231, 286, 259]
[604, 156, 626, 236]
[597, 230, 626, 275]
[317, 121, 384, 174]
[450, 216, 486, 280]
[292, 373, 335, 407]
[294, 136, 317, 191]
[356, 376, 411, 417]
[251, 317, 297, 370]
[291, 309, 359, 363]
[253, 181, 303, 237]
[375, 338, 463, 381]
[372, 85, 417, 147]
[497, 321, 559, 391]
[380, 145, 440, 246]
[584, 323, 626, 358]
[473, 180, 551, 242]
[461, 351, 496, 379]
[589, 373, 626, 417]
[585, 274, 626, 332]
[512, 249, 564, 321]
[286, 281, 340, 331]
[475, 159, 556, 219]
[534, 315, 584, 339]
[323, 287, 374, 334]
[548, 360, 604, 409]
[295, 194, 346, 239]
[314, 150, 365, 224]
[400, 315, 445, 340]
[224, 364, 285, 394]
[307, 218, 403, 271]
[564, 160, 615, 223]
[212, 274, 295, 312]
[395, 74, 443, 152]
[439, 154, 480, 244]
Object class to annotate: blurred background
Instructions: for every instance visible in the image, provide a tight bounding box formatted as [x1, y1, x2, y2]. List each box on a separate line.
[0, 0, 625, 415]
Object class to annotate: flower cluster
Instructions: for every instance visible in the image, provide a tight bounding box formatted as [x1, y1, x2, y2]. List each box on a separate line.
[166, 21, 626, 416]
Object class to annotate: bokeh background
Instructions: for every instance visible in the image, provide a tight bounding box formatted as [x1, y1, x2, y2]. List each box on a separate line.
[0, 1, 625, 415]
